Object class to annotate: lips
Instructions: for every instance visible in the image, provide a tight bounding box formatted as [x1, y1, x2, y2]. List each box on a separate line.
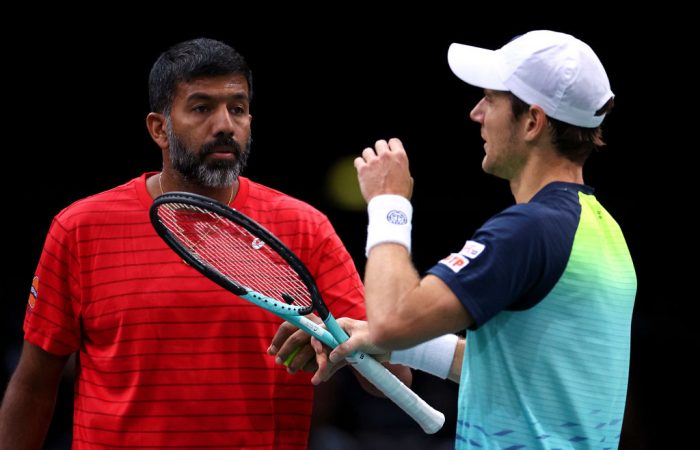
[203, 144, 239, 158]
[211, 146, 236, 154]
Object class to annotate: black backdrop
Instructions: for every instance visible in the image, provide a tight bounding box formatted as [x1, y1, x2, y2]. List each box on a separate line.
[1, 14, 691, 449]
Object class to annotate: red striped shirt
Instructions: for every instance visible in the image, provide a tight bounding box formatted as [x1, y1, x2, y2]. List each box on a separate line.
[24, 174, 365, 449]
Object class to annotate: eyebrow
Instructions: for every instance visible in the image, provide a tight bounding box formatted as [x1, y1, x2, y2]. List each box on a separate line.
[185, 92, 249, 103]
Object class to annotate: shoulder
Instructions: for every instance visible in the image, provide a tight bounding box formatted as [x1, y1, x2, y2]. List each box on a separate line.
[241, 179, 344, 263]
[245, 178, 328, 224]
[54, 176, 144, 229]
[481, 203, 554, 239]
[470, 185, 586, 262]
[484, 182, 586, 236]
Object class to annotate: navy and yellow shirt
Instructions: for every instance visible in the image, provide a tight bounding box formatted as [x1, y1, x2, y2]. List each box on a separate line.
[428, 182, 636, 449]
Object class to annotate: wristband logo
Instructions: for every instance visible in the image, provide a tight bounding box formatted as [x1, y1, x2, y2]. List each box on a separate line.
[386, 210, 408, 225]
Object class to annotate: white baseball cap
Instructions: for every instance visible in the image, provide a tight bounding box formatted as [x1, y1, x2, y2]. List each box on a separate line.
[447, 30, 613, 128]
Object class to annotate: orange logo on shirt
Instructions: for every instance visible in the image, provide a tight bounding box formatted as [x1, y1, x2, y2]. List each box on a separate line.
[28, 276, 39, 310]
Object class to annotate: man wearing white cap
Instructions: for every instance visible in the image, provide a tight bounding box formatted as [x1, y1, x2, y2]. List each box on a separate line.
[307, 30, 636, 448]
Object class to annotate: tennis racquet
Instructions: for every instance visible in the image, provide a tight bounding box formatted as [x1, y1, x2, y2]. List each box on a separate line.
[150, 192, 445, 434]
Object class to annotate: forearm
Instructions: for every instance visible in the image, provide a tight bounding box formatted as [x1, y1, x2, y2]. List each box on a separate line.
[0, 375, 59, 449]
[364, 244, 422, 348]
[1, 342, 68, 450]
[358, 140, 471, 347]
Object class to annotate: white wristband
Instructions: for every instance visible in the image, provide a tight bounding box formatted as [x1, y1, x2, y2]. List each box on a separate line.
[389, 334, 459, 379]
[366, 195, 413, 256]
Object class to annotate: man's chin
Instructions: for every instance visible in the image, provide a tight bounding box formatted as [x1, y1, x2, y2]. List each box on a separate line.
[197, 168, 239, 188]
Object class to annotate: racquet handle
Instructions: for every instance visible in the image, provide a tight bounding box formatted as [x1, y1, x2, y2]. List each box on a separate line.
[292, 315, 444, 433]
[324, 317, 445, 434]
[347, 353, 445, 434]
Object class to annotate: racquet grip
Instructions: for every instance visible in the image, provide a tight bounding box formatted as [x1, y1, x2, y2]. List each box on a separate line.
[292, 316, 444, 432]
[347, 353, 445, 434]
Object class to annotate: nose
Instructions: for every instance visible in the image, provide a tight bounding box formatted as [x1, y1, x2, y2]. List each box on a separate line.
[212, 104, 235, 137]
[469, 98, 485, 124]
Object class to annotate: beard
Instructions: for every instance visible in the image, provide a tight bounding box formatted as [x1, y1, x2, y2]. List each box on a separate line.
[166, 120, 251, 188]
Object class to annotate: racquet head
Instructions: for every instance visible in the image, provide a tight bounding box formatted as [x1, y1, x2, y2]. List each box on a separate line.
[150, 192, 328, 318]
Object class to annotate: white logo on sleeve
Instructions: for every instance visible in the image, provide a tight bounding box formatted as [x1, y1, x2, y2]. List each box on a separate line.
[439, 253, 470, 273]
[460, 240, 485, 259]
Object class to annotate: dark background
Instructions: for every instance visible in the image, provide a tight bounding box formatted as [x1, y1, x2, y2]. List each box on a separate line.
[1, 14, 692, 449]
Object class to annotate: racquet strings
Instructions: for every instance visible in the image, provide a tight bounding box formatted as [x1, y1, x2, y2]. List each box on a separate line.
[155, 202, 313, 309]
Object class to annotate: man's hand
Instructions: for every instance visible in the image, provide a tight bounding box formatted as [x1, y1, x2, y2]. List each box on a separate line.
[309, 317, 390, 385]
[354, 138, 414, 202]
[268, 316, 323, 373]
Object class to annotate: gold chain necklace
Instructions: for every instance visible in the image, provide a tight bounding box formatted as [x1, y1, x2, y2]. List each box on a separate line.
[158, 172, 234, 204]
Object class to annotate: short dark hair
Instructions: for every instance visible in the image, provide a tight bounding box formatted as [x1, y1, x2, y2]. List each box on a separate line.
[508, 93, 614, 164]
[148, 38, 253, 114]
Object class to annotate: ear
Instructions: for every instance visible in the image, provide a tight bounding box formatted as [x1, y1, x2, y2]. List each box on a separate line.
[522, 105, 548, 143]
[146, 112, 169, 149]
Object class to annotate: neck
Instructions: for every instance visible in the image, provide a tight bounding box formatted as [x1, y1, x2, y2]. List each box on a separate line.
[157, 171, 239, 205]
[509, 153, 583, 203]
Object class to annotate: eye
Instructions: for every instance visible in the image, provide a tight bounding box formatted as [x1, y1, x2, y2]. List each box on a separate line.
[230, 106, 246, 115]
[192, 105, 210, 113]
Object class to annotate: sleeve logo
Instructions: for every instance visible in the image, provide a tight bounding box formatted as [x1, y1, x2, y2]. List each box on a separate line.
[460, 240, 485, 259]
[439, 253, 470, 273]
[28, 275, 39, 310]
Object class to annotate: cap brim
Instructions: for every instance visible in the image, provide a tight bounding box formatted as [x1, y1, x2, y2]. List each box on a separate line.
[448, 43, 507, 91]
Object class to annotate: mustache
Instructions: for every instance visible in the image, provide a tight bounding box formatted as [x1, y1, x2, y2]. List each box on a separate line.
[200, 135, 243, 157]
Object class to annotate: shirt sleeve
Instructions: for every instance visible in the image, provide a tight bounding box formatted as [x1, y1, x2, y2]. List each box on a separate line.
[427, 204, 567, 328]
[23, 216, 82, 355]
